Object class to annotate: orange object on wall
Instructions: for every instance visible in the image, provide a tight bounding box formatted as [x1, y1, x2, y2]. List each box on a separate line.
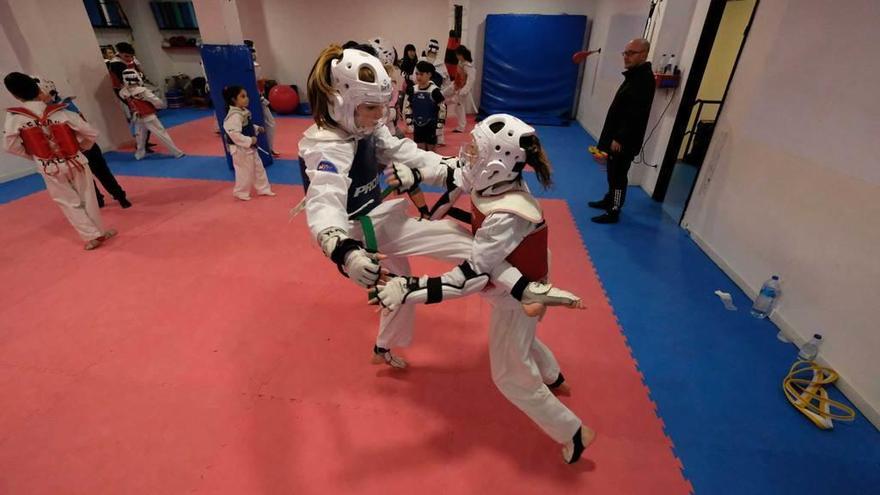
[445, 34, 460, 81]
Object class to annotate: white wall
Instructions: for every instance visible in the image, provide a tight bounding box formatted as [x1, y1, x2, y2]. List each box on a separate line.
[1, 0, 130, 182]
[0, 2, 35, 181]
[230, 0, 597, 100]
[232, 0, 449, 92]
[683, 0, 880, 427]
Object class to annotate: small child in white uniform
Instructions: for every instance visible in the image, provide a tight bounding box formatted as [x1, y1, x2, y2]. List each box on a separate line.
[3, 72, 116, 250]
[222, 85, 275, 201]
[376, 114, 595, 464]
[118, 69, 184, 160]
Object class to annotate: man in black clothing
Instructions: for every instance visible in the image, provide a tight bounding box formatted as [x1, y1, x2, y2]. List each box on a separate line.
[589, 38, 655, 224]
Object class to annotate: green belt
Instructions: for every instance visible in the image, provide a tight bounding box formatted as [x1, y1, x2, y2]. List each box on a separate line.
[358, 215, 378, 253]
[358, 215, 379, 301]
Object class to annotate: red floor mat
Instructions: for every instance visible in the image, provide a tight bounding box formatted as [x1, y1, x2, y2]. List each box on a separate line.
[0, 177, 690, 494]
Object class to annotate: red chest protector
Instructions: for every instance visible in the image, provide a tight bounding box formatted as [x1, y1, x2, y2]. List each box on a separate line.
[126, 96, 156, 116]
[7, 104, 82, 160]
[471, 194, 549, 282]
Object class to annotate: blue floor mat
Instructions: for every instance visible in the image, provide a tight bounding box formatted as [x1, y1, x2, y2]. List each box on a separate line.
[156, 107, 215, 128]
[2, 121, 878, 494]
[528, 123, 880, 495]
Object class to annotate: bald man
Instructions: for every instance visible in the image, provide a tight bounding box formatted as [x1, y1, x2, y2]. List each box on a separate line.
[589, 38, 655, 224]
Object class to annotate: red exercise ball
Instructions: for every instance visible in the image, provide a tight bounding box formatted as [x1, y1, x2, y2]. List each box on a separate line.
[268, 85, 299, 114]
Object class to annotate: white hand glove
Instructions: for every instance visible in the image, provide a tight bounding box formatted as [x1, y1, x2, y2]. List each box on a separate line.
[439, 155, 462, 169]
[385, 163, 421, 193]
[376, 276, 411, 311]
[344, 249, 383, 288]
[521, 282, 583, 308]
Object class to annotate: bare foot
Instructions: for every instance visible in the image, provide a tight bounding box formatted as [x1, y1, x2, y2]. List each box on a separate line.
[550, 381, 571, 397]
[562, 426, 596, 464]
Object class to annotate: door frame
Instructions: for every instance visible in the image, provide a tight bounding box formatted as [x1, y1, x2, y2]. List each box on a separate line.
[651, 0, 759, 208]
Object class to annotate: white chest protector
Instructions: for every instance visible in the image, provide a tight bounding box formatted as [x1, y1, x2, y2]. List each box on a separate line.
[471, 190, 544, 224]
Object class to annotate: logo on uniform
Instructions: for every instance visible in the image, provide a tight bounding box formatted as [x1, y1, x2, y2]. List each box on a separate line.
[353, 176, 379, 197]
[316, 160, 338, 173]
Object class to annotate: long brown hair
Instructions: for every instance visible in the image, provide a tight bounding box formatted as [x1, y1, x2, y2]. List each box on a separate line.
[307, 44, 379, 129]
[307, 44, 343, 128]
[487, 121, 553, 189]
[520, 134, 552, 189]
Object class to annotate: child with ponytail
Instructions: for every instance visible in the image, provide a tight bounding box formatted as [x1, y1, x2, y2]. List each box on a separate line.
[375, 114, 594, 464]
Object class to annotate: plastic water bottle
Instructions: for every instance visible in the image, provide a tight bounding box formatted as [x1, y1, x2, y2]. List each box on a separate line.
[751, 275, 780, 318]
[798, 333, 823, 361]
[665, 54, 675, 74]
[658, 53, 668, 72]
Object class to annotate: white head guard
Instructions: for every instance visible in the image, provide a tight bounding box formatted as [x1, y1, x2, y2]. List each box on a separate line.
[328, 48, 393, 137]
[122, 68, 143, 86]
[368, 37, 396, 67]
[464, 114, 535, 193]
[426, 39, 440, 54]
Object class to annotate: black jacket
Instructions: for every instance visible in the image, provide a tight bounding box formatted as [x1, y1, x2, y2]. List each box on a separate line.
[598, 62, 655, 158]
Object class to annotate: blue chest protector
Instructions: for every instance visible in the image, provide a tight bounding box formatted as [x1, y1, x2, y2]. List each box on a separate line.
[226, 112, 255, 145]
[410, 89, 438, 127]
[299, 135, 381, 218]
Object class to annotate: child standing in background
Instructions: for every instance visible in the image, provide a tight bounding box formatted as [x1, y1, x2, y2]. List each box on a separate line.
[421, 39, 450, 146]
[3, 72, 116, 250]
[222, 85, 275, 201]
[404, 61, 446, 151]
[451, 45, 476, 133]
[118, 69, 184, 160]
[32, 75, 131, 209]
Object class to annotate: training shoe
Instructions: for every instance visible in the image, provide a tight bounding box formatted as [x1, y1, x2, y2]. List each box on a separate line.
[372, 346, 407, 369]
[587, 199, 609, 209]
[119, 198, 132, 209]
[591, 212, 619, 224]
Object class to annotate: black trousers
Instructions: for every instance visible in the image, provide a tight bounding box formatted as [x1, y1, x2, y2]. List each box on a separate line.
[83, 144, 126, 202]
[602, 152, 634, 212]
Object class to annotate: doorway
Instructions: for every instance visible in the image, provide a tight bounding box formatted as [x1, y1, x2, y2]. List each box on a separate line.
[653, 0, 759, 222]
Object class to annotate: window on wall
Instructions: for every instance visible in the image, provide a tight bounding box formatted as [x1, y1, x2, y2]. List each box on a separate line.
[84, 0, 130, 29]
[150, 1, 199, 30]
